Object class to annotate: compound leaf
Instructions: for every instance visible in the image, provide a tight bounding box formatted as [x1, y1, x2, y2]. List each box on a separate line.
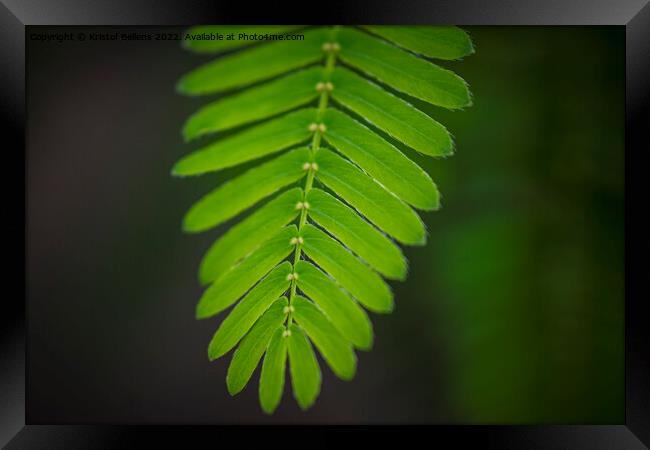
[176, 25, 473, 413]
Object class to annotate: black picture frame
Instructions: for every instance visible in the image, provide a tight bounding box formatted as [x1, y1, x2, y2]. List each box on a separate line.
[1, 1, 648, 447]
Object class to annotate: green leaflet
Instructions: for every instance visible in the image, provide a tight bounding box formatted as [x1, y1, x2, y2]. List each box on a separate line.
[177, 28, 329, 95]
[287, 323, 321, 410]
[226, 298, 288, 395]
[330, 67, 453, 157]
[305, 188, 406, 280]
[322, 108, 439, 210]
[337, 28, 471, 109]
[183, 68, 323, 141]
[172, 108, 316, 176]
[199, 188, 302, 285]
[183, 147, 310, 233]
[314, 149, 426, 245]
[183, 26, 302, 53]
[300, 224, 393, 313]
[259, 327, 288, 414]
[362, 26, 474, 60]
[292, 296, 357, 380]
[294, 260, 372, 349]
[197, 226, 296, 319]
[207, 262, 292, 360]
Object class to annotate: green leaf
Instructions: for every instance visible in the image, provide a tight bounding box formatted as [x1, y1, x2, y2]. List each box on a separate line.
[292, 296, 356, 380]
[197, 226, 296, 319]
[183, 26, 302, 53]
[362, 26, 474, 60]
[183, 147, 310, 233]
[176, 25, 475, 413]
[183, 68, 323, 141]
[294, 260, 372, 349]
[305, 188, 406, 280]
[226, 298, 288, 395]
[330, 67, 453, 156]
[207, 262, 292, 360]
[300, 224, 393, 313]
[177, 28, 329, 95]
[198, 188, 302, 285]
[314, 149, 426, 245]
[259, 326, 288, 414]
[172, 108, 316, 177]
[322, 108, 439, 210]
[287, 323, 321, 410]
[337, 28, 471, 109]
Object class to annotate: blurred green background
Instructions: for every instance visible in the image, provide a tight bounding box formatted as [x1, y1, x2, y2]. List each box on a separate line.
[28, 26, 624, 423]
[407, 26, 624, 423]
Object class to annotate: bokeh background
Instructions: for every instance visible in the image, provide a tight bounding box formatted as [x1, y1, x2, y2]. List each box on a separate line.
[27, 26, 624, 424]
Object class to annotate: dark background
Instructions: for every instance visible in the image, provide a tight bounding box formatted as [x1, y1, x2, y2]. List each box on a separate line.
[26, 26, 624, 424]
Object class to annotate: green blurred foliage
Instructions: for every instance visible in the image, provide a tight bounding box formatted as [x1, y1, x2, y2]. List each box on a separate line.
[401, 26, 624, 423]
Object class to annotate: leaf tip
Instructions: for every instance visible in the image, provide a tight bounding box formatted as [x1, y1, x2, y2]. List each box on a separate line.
[208, 338, 229, 361]
[357, 338, 373, 352]
[207, 346, 218, 361]
[417, 196, 440, 212]
[195, 310, 207, 321]
[226, 378, 242, 396]
[465, 33, 476, 56]
[197, 269, 212, 287]
[195, 300, 212, 320]
[373, 301, 395, 315]
[182, 125, 195, 143]
[260, 401, 279, 415]
[444, 141, 456, 158]
[393, 261, 408, 282]
[296, 398, 316, 411]
[170, 160, 188, 177]
[182, 217, 201, 234]
[175, 77, 192, 96]
[339, 367, 357, 381]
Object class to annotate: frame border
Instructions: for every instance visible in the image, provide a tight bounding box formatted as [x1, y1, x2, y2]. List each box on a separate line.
[2, 1, 648, 447]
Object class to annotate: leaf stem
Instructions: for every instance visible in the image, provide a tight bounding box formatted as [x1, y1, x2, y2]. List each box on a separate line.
[286, 28, 340, 327]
